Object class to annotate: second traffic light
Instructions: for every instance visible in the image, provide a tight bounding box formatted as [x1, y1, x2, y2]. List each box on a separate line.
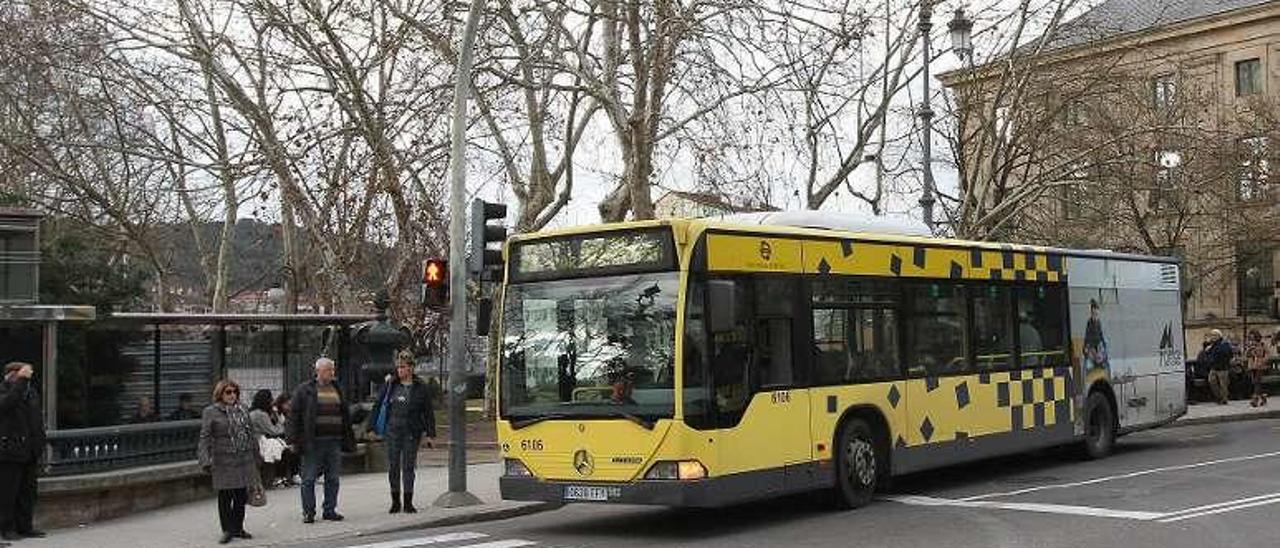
[422, 258, 448, 310]
[469, 199, 507, 282]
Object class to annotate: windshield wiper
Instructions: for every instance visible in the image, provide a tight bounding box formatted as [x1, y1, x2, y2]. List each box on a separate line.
[509, 413, 572, 430]
[508, 412, 656, 430]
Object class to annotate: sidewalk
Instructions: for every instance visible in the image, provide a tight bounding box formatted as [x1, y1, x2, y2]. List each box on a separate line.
[1174, 398, 1280, 427]
[27, 462, 556, 548]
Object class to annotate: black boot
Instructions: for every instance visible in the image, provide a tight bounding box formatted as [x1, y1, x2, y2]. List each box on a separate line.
[389, 491, 402, 514]
[403, 491, 418, 513]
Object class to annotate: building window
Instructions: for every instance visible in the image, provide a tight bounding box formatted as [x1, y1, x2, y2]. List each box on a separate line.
[1236, 58, 1263, 97]
[1237, 245, 1275, 316]
[1239, 137, 1270, 201]
[1061, 183, 1085, 220]
[1152, 150, 1181, 210]
[996, 106, 1014, 143]
[0, 232, 37, 303]
[1153, 73, 1176, 109]
[1063, 100, 1085, 126]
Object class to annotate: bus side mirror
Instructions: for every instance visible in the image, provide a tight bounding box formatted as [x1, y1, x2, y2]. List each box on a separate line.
[708, 280, 738, 334]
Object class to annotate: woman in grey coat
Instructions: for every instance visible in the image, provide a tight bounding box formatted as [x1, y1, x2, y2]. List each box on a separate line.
[199, 380, 257, 544]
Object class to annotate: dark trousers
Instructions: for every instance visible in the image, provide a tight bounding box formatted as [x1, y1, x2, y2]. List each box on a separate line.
[217, 488, 247, 534]
[272, 449, 300, 485]
[386, 433, 421, 494]
[300, 439, 342, 516]
[0, 461, 37, 534]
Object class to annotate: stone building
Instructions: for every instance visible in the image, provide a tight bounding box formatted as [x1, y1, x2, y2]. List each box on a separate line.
[939, 0, 1280, 344]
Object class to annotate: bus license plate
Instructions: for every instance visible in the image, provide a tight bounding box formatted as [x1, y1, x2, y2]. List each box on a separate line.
[564, 485, 612, 501]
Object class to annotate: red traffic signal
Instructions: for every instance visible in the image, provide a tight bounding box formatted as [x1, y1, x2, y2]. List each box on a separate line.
[422, 258, 448, 309]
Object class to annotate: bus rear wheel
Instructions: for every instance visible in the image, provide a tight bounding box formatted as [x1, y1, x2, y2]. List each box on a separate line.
[833, 418, 880, 509]
[1082, 391, 1116, 459]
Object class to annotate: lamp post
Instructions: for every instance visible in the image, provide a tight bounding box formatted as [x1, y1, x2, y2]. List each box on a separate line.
[918, 0, 936, 234]
[949, 7, 974, 65]
[436, 0, 486, 509]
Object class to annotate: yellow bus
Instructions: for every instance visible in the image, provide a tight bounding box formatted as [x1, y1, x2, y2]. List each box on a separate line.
[497, 213, 1186, 508]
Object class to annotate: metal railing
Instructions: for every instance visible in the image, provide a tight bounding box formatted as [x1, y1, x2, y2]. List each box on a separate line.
[45, 420, 201, 476]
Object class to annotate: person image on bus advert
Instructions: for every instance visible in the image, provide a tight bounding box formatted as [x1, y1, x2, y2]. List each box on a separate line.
[1083, 299, 1110, 379]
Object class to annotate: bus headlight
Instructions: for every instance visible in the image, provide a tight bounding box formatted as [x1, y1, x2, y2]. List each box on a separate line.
[504, 458, 533, 477]
[644, 460, 707, 481]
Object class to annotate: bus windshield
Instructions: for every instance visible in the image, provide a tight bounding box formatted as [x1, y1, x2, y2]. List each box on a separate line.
[500, 272, 679, 424]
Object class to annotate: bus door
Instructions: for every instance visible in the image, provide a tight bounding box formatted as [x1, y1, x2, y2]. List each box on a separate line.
[705, 276, 812, 493]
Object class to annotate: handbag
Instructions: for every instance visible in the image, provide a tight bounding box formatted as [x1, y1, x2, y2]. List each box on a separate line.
[372, 385, 391, 437]
[248, 472, 267, 507]
[258, 436, 286, 463]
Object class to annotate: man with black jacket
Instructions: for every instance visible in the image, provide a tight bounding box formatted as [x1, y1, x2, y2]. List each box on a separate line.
[0, 362, 46, 542]
[1200, 329, 1236, 405]
[289, 358, 355, 524]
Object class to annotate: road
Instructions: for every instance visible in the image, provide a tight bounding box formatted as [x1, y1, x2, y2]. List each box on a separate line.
[286, 418, 1280, 548]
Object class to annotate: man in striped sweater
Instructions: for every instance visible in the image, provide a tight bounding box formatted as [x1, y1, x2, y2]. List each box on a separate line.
[289, 358, 356, 524]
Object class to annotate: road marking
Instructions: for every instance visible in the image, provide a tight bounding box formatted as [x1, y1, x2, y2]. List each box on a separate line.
[960, 450, 1280, 501]
[883, 495, 1165, 521]
[455, 542, 538, 548]
[345, 532, 490, 548]
[1158, 492, 1280, 523]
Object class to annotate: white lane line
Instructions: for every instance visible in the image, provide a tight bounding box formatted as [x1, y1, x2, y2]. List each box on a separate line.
[1159, 494, 1280, 523]
[960, 450, 1280, 501]
[884, 495, 1165, 521]
[344, 532, 490, 548]
[456, 541, 538, 548]
[1158, 492, 1280, 520]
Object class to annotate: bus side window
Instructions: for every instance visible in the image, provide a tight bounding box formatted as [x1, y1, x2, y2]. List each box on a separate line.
[971, 285, 1014, 371]
[812, 307, 898, 383]
[683, 278, 714, 428]
[754, 278, 796, 389]
[1016, 285, 1067, 368]
[708, 277, 754, 427]
[906, 283, 967, 377]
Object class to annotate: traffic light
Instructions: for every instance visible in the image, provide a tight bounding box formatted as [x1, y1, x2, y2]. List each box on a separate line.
[469, 199, 507, 282]
[422, 258, 448, 310]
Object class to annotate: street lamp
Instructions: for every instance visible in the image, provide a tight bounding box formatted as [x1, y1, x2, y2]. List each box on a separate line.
[949, 8, 974, 63]
[919, 0, 936, 234]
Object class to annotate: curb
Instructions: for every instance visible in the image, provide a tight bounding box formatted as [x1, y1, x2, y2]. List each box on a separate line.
[1168, 408, 1280, 428]
[251, 501, 562, 547]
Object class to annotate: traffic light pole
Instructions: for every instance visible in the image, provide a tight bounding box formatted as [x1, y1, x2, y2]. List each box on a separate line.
[434, 0, 484, 509]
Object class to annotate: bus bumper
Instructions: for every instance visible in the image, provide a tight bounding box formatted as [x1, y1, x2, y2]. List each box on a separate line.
[500, 476, 738, 507]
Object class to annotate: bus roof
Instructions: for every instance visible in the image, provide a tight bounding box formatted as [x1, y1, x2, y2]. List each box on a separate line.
[511, 215, 1179, 265]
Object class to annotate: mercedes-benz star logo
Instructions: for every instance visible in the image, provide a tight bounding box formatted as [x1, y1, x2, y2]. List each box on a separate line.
[573, 449, 594, 477]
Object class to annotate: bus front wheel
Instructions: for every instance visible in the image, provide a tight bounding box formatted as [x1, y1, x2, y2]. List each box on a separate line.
[1082, 391, 1116, 459]
[834, 418, 881, 509]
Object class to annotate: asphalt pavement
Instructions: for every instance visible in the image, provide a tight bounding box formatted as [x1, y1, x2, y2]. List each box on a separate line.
[284, 417, 1280, 548]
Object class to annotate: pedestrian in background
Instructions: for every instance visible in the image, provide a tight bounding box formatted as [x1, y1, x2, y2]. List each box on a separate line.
[168, 393, 202, 421]
[1199, 329, 1235, 405]
[199, 380, 258, 544]
[0, 362, 46, 542]
[1245, 330, 1270, 407]
[249, 389, 289, 488]
[368, 351, 436, 514]
[273, 393, 300, 485]
[289, 358, 355, 524]
[130, 395, 161, 423]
